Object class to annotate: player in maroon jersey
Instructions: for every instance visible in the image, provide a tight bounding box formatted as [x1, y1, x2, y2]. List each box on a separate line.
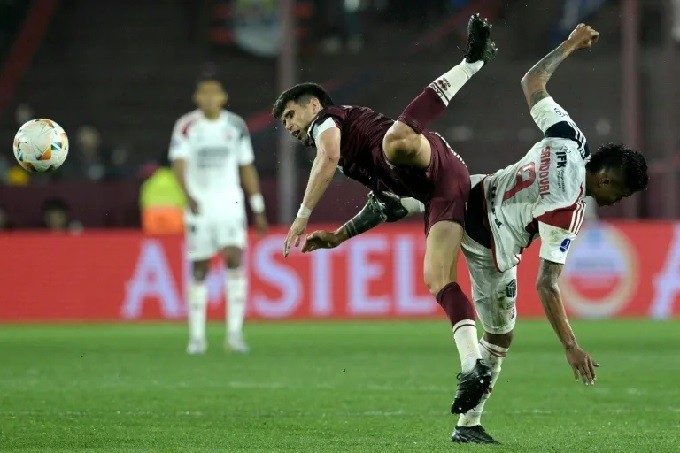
[273, 14, 498, 415]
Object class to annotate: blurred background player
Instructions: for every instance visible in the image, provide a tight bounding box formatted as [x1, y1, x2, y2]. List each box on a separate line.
[41, 197, 83, 233]
[169, 72, 267, 355]
[301, 23, 649, 444]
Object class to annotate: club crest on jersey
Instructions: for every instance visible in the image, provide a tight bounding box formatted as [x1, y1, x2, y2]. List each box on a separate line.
[560, 238, 572, 252]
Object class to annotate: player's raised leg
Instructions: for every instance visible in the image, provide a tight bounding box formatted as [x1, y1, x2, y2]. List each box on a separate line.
[382, 14, 497, 167]
[187, 259, 209, 355]
[222, 245, 249, 353]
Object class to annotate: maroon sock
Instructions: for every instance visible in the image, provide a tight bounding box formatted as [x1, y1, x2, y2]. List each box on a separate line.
[436, 282, 476, 326]
[397, 85, 447, 134]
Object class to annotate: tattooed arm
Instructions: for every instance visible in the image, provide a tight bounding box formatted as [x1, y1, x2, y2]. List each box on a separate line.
[521, 24, 600, 108]
[537, 258, 599, 385]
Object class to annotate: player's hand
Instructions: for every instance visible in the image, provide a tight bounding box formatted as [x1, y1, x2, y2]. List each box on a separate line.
[302, 230, 343, 253]
[254, 213, 268, 237]
[566, 23, 599, 51]
[565, 344, 599, 385]
[283, 217, 308, 257]
[187, 196, 199, 215]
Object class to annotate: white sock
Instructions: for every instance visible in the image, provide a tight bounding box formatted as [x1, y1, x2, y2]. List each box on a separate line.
[429, 59, 485, 106]
[452, 320, 482, 372]
[400, 197, 425, 215]
[458, 339, 507, 427]
[226, 267, 247, 341]
[188, 280, 207, 342]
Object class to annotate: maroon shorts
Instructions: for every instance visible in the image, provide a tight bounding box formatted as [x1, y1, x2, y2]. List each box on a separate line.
[421, 132, 470, 234]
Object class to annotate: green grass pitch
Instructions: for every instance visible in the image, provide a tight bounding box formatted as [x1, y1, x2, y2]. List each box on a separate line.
[1, 320, 678, 452]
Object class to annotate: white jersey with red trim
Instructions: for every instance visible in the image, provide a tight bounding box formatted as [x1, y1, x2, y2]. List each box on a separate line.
[168, 109, 254, 205]
[481, 96, 591, 272]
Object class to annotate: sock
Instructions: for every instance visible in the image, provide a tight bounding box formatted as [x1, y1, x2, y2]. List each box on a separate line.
[225, 267, 247, 341]
[437, 282, 481, 372]
[400, 197, 425, 215]
[188, 279, 207, 342]
[398, 59, 484, 134]
[458, 339, 508, 427]
[452, 320, 482, 372]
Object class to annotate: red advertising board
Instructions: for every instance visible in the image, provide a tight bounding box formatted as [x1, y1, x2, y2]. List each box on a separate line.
[1, 222, 679, 322]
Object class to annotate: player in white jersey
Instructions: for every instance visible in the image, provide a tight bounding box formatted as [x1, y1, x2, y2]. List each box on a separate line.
[298, 24, 649, 444]
[169, 74, 268, 355]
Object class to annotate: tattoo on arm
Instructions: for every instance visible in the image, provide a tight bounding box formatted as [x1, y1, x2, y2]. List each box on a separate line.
[522, 43, 571, 108]
[528, 90, 550, 107]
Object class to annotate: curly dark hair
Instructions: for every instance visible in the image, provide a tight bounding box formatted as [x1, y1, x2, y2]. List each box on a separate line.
[272, 82, 334, 119]
[586, 143, 648, 192]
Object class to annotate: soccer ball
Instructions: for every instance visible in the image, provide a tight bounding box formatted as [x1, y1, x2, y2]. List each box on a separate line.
[12, 119, 69, 173]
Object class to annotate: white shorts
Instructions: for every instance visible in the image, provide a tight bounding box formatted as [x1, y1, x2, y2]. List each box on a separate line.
[462, 234, 517, 335]
[184, 208, 247, 261]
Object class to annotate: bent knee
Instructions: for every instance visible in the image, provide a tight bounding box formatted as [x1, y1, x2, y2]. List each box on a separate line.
[424, 270, 454, 297]
[382, 123, 420, 163]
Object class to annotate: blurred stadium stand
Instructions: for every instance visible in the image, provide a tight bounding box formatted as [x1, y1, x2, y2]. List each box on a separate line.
[0, 0, 678, 228]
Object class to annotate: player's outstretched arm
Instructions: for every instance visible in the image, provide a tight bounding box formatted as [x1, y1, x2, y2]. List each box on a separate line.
[301, 128, 341, 211]
[521, 24, 599, 108]
[536, 258, 599, 386]
[302, 193, 424, 253]
[283, 128, 341, 256]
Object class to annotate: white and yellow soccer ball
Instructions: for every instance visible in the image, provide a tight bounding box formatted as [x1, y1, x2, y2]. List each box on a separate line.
[12, 119, 69, 173]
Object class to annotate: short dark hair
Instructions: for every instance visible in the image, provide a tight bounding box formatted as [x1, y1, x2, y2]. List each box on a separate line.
[272, 82, 334, 119]
[586, 143, 648, 192]
[196, 64, 222, 87]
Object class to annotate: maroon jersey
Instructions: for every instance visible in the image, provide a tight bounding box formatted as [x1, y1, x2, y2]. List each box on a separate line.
[306, 105, 431, 200]
[307, 104, 470, 231]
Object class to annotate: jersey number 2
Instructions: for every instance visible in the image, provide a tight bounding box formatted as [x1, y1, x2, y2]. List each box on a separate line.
[503, 163, 536, 201]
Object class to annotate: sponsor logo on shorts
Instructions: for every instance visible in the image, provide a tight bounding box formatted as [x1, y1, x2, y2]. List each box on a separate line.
[505, 280, 517, 298]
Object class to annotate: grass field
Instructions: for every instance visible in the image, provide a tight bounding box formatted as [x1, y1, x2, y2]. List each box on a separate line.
[1, 320, 679, 452]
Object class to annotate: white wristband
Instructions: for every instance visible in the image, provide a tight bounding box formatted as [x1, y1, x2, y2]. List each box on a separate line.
[297, 204, 312, 219]
[249, 194, 265, 213]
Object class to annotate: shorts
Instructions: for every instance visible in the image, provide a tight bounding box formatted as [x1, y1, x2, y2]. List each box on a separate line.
[421, 132, 471, 234]
[462, 234, 518, 335]
[184, 208, 247, 261]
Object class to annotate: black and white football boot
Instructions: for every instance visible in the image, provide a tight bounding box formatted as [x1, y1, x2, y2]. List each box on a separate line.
[451, 358, 492, 414]
[464, 13, 498, 64]
[452, 425, 500, 444]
